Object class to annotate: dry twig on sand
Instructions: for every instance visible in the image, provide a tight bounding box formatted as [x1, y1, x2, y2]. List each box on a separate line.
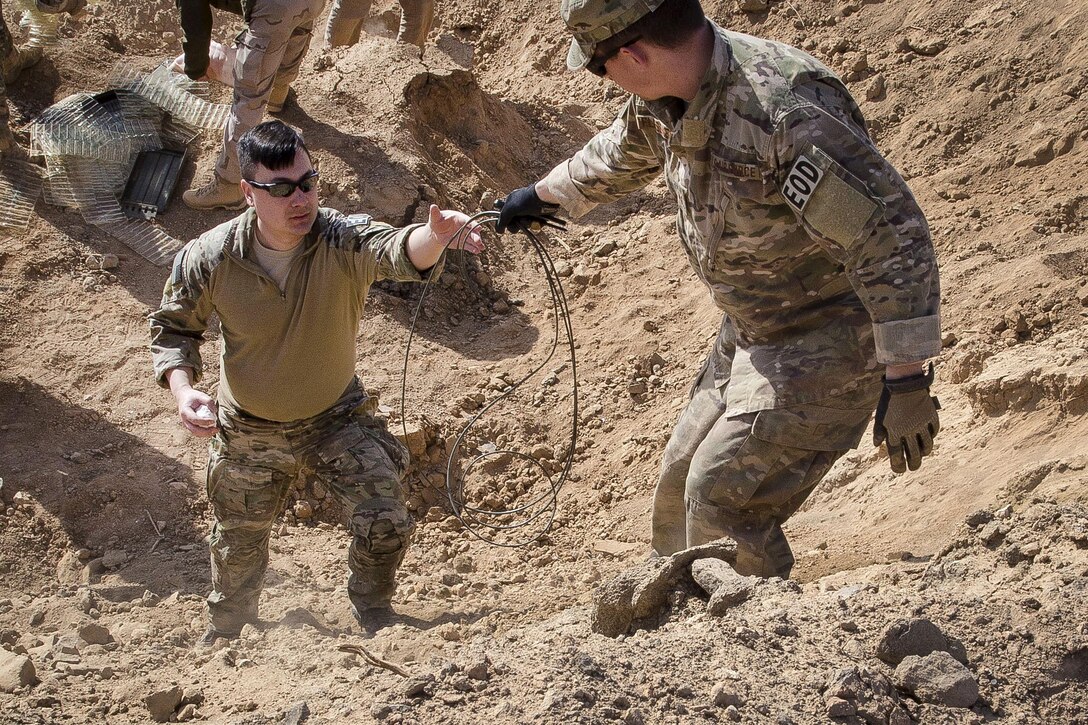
[338, 643, 411, 677]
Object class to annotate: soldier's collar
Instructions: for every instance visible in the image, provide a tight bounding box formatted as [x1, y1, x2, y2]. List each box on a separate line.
[645, 24, 732, 148]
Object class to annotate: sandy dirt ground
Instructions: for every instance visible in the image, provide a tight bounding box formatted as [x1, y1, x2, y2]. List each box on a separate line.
[1, 0, 1087, 722]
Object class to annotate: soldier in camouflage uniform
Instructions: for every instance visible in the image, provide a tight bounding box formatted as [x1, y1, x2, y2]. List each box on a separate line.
[323, 0, 434, 57]
[150, 120, 483, 644]
[497, 0, 942, 578]
[174, 0, 326, 210]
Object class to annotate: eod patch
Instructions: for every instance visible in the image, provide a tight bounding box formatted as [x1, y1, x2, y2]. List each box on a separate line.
[780, 147, 882, 249]
[782, 154, 823, 212]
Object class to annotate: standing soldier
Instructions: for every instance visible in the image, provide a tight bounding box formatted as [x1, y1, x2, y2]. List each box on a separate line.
[496, 0, 942, 578]
[150, 120, 484, 643]
[174, 0, 325, 210]
[323, 0, 434, 57]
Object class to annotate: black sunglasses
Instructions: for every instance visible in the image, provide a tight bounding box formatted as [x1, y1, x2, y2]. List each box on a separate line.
[587, 36, 641, 77]
[244, 169, 319, 197]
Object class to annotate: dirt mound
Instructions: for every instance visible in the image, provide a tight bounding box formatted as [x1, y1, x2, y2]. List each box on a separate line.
[2, 0, 1088, 722]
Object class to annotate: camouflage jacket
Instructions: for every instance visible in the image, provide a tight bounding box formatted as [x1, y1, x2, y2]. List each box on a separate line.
[149, 207, 427, 422]
[544, 25, 941, 414]
[175, 0, 252, 80]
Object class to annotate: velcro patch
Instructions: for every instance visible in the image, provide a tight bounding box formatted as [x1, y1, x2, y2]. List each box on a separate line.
[781, 154, 823, 212]
[782, 147, 882, 249]
[345, 213, 372, 227]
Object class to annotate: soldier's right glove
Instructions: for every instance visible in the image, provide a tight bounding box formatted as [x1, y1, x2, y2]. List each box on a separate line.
[494, 184, 566, 234]
[873, 365, 941, 474]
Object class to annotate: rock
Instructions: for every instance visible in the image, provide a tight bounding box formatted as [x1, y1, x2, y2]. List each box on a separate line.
[392, 420, 428, 458]
[76, 588, 97, 614]
[825, 696, 855, 717]
[893, 651, 979, 708]
[100, 550, 128, 569]
[78, 622, 113, 645]
[464, 658, 490, 681]
[876, 618, 968, 665]
[737, 0, 768, 11]
[903, 34, 946, 56]
[865, 74, 886, 101]
[824, 667, 907, 724]
[176, 704, 198, 722]
[0, 650, 37, 692]
[592, 241, 617, 257]
[711, 681, 747, 707]
[145, 684, 183, 722]
[282, 700, 310, 725]
[690, 558, 755, 615]
[99, 253, 120, 270]
[402, 674, 435, 698]
[591, 539, 737, 637]
[293, 500, 313, 519]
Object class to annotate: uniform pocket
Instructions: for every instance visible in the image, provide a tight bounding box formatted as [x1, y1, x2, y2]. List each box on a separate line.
[751, 393, 875, 452]
[207, 459, 283, 523]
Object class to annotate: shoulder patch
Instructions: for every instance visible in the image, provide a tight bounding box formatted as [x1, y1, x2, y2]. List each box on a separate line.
[781, 147, 882, 248]
[345, 213, 372, 228]
[781, 153, 823, 212]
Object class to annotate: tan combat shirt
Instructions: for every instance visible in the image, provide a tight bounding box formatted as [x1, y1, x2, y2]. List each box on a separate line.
[149, 207, 427, 422]
[545, 25, 941, 415]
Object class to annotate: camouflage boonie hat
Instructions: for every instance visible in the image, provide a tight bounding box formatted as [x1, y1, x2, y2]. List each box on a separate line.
[561, 0, 666, 71]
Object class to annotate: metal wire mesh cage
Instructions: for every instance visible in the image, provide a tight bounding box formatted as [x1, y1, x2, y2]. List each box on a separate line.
[17, 61, 233, 265]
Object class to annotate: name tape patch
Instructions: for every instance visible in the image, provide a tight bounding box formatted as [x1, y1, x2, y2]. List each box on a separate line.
[782, 154, 824, 212]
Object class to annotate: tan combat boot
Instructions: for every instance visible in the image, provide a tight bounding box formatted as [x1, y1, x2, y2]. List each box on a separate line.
[2, 47, 43, 84]
[183, 175, 245, 211]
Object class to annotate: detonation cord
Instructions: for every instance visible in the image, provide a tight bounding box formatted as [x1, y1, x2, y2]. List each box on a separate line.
[398, 210, 578, 548]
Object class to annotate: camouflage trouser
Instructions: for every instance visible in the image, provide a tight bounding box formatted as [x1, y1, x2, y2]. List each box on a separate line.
[652, 326, 880, 578]
[323, 0, 434, 49]
[204, 378, 412, 633]
[214, 0, 326, 184]
[0, 10, 10, 151]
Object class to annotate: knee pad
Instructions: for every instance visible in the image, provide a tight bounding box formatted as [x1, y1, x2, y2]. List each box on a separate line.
[352, 499, 415, 556]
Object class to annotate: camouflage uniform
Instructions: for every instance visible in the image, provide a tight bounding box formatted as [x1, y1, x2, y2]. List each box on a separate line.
[544, 26, 941, 577]
[206, 380, 411, 633]
[149, 207, 432, 632]
[324, 0, 434, 51]
[176, 0, 325, 183]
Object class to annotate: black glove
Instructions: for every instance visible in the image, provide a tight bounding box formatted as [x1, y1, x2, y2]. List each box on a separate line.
[873, 365, 941, 474]
[494, 185, 566, 234]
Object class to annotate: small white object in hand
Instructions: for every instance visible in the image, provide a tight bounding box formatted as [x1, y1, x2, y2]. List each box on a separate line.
[195, 405, 216, 421]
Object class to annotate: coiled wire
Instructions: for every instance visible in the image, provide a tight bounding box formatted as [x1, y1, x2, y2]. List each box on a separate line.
[399, 210, 577, 548]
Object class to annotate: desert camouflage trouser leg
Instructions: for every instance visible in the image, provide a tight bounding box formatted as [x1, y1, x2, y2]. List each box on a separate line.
[214, 0, 325, 183]
[204, 379, 412, 633]
[324, 0, 433, 49]
[652, 335, 879, 578]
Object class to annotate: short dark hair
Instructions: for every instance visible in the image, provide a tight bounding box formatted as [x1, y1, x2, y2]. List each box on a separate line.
[598, 0, 705, 56]
[237, 120, 311, 179]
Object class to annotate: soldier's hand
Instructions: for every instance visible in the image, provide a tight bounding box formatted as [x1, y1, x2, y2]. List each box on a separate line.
[176, 389, 219, 438]
[494, 184, 566, 234]
[873, 366, 940, 473]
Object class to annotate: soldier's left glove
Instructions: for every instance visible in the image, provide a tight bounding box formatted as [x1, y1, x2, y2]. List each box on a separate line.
[873, 365, 941, 474]
[494, 184, 566, 234]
